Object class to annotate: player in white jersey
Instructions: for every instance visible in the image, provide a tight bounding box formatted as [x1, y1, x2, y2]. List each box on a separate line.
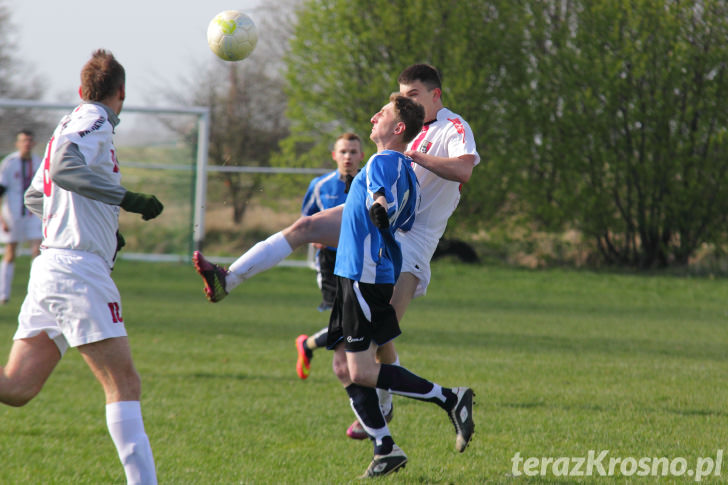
[193, 63, 479, 437]
[0, 50, 163, 485]
[0, 129, 43, 303]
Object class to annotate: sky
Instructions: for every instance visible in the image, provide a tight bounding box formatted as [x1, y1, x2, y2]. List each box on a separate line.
[7, 0, 263, 108]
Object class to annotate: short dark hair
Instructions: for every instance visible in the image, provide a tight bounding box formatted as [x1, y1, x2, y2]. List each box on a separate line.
[397, 63, 442, 91]
[80, 49, 125, 102]
[16, 129, 34, 138]
[334, 132, 362, 149]
[389, 93, 424, 144]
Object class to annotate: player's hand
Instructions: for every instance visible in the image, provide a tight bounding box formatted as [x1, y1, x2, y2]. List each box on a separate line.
[120, 191, 164, 220]
[369, 202, 389, 230]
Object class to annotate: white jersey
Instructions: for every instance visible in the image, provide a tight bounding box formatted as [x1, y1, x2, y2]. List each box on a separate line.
[0, 151, 41, 222]
[405, 107, 480, 247]
[29, 103, 122, 269]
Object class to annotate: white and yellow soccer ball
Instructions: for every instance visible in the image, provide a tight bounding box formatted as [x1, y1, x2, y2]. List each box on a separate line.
[206, 10, 258, 61]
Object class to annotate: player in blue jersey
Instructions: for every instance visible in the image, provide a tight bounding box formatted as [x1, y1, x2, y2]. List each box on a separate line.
[327, 93, 474, 478]
[296, 132, 364, 379]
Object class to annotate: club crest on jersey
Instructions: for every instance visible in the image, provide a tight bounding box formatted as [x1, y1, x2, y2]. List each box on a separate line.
[418, 141, 432, 153]
[448, 117, 466, 143]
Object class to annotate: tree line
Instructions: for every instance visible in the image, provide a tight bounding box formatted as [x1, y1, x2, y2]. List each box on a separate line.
[3, 0, 727, 269]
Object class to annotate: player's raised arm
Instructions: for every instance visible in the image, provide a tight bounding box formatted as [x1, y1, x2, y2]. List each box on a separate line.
[404, 151, 476, 184]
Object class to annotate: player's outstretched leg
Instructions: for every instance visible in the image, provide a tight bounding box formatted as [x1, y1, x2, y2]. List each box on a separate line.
[295, 334, 313, 379]
[448, 387, 475, 452]
[192, 251, 229, 303]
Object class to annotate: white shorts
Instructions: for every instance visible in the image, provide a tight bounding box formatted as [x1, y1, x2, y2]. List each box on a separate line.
[397, 223, 439, 298]
[0, 213, 42, 244]
[15, 249, 127, 355]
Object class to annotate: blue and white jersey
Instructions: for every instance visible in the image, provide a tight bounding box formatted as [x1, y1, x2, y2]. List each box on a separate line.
[301, 169, 349, 252]
[301, 169, 348, 216]
[335, 150, 418, 284]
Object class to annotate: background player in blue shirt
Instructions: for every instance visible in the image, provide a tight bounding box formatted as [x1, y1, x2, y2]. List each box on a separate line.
[296, 132, 364, 379]
[326, 93, 474, 478]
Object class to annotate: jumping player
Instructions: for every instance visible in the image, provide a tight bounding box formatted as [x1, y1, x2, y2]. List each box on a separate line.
[296, 132, 364, 379]
[0, 49, 163, 484]
[193, 63, 479, 438]
[328, 93, 474, 478]
[0, 129, 42, 303]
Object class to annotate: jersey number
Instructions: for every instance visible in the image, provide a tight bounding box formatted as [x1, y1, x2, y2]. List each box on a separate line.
[108, 302, 124, 323]
[42, 136, 55, 196]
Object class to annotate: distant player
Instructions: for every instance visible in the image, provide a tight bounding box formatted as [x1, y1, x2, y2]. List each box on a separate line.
[296, 132, 364, 379]
[0, 129, 42, 303]
[0, 49, 163, 484]
[327, 93, 474, 478]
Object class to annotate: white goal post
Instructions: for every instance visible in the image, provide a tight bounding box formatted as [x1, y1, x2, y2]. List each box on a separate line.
[0, 98, 211, 256]
[0, 98, 324, 267]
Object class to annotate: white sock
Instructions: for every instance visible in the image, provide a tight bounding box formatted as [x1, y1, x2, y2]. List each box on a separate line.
[226, 232, 292, 290]
[377, 355, 399, 416]
[0, 261, 13, 301]
[106, 401, 157, 485]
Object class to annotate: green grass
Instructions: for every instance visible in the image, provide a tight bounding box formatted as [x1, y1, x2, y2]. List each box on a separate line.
[0, 258, 726, 484]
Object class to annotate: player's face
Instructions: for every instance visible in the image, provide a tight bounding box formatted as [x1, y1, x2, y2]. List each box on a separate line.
[369, 102, 398, 145]
[399, 80, 440, 121]
[332, 139, 363, 177]
[15, 134, 35, 159]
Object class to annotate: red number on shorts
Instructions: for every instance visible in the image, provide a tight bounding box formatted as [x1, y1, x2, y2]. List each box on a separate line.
[108, 302, 123, 323]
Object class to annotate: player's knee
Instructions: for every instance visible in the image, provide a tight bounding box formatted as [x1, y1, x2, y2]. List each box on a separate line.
[348, 366, 377, 388]
[332, 355, 350, 383]
[288, 216, 314, 248]
[103, 368, 142, 402]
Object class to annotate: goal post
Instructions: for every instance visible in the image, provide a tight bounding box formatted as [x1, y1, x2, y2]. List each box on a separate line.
[0, 98, 210, 259]
[0, 98, 323, 268]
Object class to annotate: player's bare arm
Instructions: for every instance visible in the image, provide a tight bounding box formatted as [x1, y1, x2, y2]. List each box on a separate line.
[404, 152, 476, 184]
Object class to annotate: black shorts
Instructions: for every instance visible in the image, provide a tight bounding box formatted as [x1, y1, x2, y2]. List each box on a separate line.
[326, 277, 401, 352]
[317, 248, 337, 307]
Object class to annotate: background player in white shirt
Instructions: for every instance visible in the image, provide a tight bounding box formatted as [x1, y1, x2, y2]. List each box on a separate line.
[0, 50, 163, 485]
[0, 129, 42, 303]
[193, 63, 479, 436]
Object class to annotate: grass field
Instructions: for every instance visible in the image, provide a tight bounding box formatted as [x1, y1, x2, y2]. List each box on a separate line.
[0, 257, 726, 484]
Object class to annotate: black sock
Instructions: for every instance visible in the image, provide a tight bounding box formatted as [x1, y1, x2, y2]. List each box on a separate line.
[346, 384, 386, 429]
[313, 330, 328, 349]
[346, 383, 393, 454]
[442, 387, 457, 410]
[304, 345, 313, 360]
[374, 435, 394, 456]
[377, 364, 451, 410]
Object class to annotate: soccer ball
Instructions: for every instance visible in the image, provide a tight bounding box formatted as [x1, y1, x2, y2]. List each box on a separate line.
[207, 10, 258, 61]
